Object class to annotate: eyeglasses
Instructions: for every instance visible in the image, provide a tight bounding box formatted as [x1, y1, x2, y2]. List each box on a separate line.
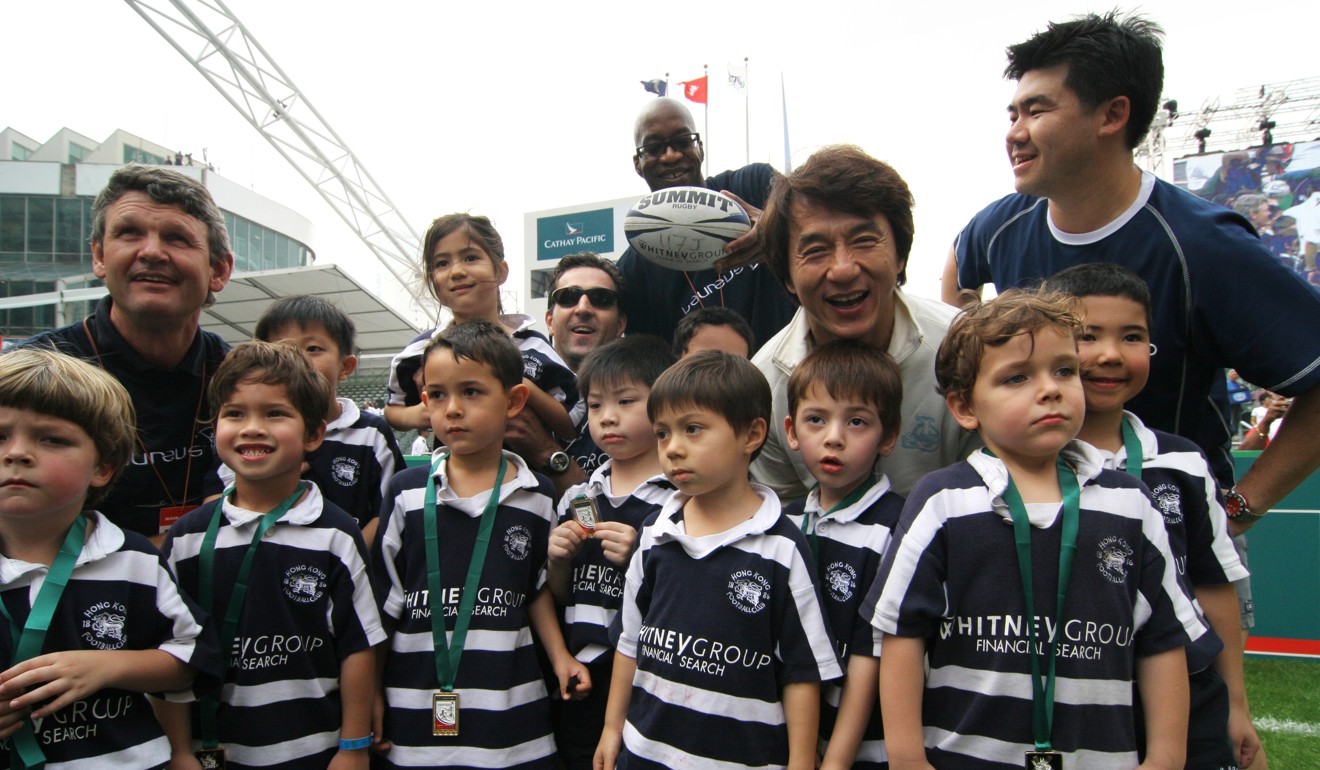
[635, 133, 701, 161]
[549, 286, 619, 309]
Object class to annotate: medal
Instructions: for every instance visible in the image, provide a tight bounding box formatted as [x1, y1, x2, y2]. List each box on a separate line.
[571, 494, 599, 531]
[195, 748, 227, 769]
[1025, 750, 1063, 770]
[422, 454, 506, 740]
[432, 691, 460, 736]
[996, 451, 1081, 770]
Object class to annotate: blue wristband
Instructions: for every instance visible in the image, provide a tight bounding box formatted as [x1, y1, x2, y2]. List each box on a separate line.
[339, 734, 373, 750]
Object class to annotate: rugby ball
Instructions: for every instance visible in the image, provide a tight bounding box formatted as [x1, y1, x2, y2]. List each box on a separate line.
[624, 187, 751, 271]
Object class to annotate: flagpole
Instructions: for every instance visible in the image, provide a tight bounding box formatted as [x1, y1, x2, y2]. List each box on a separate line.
[703, 63, 709, 178]
[744, 57, 750, 167]
[781, 72, 792, 173]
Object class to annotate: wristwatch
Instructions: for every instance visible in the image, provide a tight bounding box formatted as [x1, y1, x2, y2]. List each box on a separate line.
[1223, 487, 1264, 524]
[545, 451, 571, 474]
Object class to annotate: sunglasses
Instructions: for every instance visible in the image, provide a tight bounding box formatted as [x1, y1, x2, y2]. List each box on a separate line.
[549, 286, 619, 309]
[635, 132, 701, 161]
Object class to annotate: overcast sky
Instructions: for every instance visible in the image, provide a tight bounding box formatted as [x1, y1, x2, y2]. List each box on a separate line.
[7, 1, 1318, 320]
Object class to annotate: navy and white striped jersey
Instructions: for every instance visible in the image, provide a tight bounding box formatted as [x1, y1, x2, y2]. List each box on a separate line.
[866, 443, 1206, 770]
[372, 451, 559, 769]
[557, 462, 674, 664]
[785, 476, 904, 769]
[615, 485, 842, 769]
[955, 173, 1320, 489]
[215, 398, 406, 528]
[1094, 412, 1247, 673]
[163, 484, 384, 769]
[387, 314, 582, 428]
[0, 513, 214, 770]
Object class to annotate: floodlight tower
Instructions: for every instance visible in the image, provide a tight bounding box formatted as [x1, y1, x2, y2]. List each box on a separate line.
[123, 0, 423, 312]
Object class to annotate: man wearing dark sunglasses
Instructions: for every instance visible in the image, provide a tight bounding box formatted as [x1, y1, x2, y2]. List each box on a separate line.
[617, 98, 796, 352]
[505, 253, 628, 493]
[544, 253, 628, 372]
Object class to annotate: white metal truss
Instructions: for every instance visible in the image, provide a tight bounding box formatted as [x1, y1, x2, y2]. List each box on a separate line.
[1166, 76, 1320, 158]
[123, 0, 421, 297]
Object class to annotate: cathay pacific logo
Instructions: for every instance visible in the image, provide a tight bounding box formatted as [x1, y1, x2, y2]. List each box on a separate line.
[566, 222, 583, 235]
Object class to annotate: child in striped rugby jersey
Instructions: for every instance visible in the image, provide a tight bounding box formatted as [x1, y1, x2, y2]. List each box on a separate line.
[596, 351, 841, 770]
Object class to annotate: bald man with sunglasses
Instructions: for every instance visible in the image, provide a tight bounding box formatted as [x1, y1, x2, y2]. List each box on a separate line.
[616, 98, 796, 351]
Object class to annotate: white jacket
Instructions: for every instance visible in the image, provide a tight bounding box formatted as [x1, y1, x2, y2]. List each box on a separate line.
[751, 290, 978, 500]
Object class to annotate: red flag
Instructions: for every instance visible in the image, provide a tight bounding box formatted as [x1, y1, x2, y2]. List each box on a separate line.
[680, 76, 708, 104]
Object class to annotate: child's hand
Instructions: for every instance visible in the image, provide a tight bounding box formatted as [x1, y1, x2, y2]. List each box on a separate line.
[0, 696, 31, 740]
[592, 522, 638, 568]
[549, 520, 590, 564]
[554, 657, 592, 702]
[0, 650, 117, 719]
[328, 748, 370, 770]
[372, 688, 392, 754]
[594, 727, 622, 770]
[167, 752, 203, 770]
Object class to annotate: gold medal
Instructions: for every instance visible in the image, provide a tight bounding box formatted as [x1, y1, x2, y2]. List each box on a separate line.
[195, 748, 227, 769]
[571, 494, 600, 531]
[433, 691, 460, 736]
[1025, 750, 1063, 770]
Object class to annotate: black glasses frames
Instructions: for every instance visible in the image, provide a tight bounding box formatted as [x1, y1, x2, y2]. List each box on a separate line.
[635, 133, 701, 161]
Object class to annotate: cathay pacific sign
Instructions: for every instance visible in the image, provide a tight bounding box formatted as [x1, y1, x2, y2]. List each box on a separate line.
[536, 208, 614, 261]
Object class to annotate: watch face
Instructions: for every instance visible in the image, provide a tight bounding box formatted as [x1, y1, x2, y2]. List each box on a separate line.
[1225, 492, 1245, 517]
[548, 452, 570, 473]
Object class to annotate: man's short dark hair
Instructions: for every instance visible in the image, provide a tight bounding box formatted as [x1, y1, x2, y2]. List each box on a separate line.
[787, 339, 903, 445]
[648, 350, 771, 461]
[549, 252, 626, 296]
[255, 295, 357, 357]
[579, 335, 675, 397]
[424, 319, 523, 389]
[1005, 11, 1165, 149]
[209, 341, 330, 439]
[1044, 262, 1153, 328]
[672, 307, 755, 358]
[91, 164, 231, 307]
[761, 145, 914, 292]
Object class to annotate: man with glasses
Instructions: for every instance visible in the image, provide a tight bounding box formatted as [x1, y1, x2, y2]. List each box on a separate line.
[506, 253, 628, 492]
[617, 98, 795, 351]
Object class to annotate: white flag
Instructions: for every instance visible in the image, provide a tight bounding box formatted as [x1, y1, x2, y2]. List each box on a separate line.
[727, 61, 747, 93]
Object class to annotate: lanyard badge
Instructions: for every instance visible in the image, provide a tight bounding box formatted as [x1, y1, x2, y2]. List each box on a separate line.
[424, 454, 508, 736]
[994, 451, 1082, 768]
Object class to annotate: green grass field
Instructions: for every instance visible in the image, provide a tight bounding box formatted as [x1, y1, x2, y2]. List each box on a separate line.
[1245, 656, 1320, 768]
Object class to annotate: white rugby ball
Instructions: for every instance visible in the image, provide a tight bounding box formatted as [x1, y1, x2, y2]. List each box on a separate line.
[624, 187, 751, 271]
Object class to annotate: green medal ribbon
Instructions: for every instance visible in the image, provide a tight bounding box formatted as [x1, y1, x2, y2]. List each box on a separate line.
[424, 454, 507, 692]
[999, 454, 1081, 752]
[196, 483, 308, 749]
[800, 474, 876, 566]
[1120, 418, 1143, 481]
[0, 514, 88, 770]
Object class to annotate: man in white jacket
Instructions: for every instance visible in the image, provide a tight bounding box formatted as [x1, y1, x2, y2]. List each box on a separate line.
[750, 145, 976, 499]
